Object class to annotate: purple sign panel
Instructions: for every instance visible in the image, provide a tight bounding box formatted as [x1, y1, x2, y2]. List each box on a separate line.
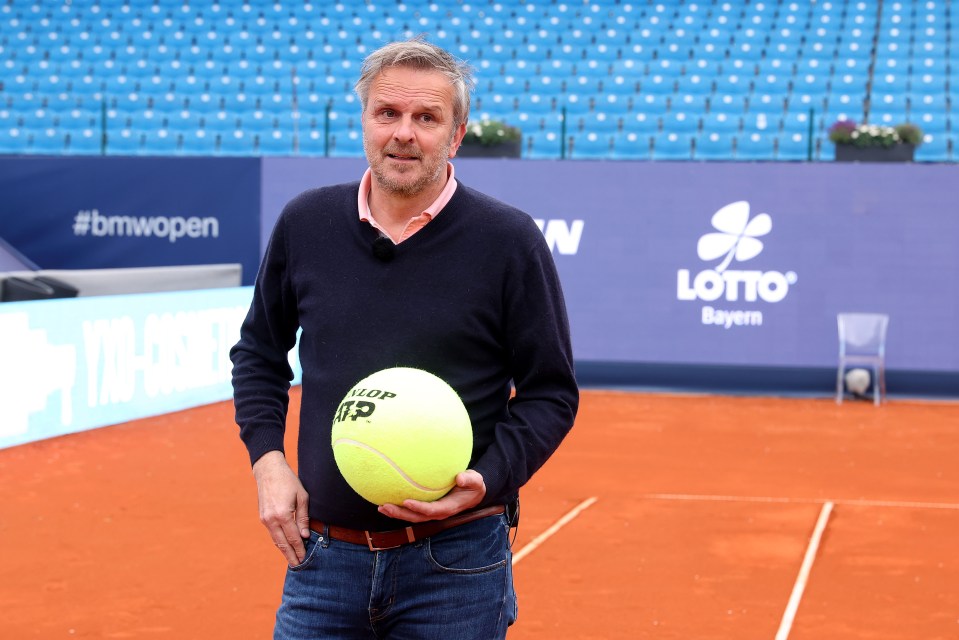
[0, 157, 262, 285]
[262, 158, 959, 373]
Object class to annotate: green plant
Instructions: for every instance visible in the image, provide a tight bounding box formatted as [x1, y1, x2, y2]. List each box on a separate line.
[828, 119, 923, 148]
[462, 119, 522, 146]
[894, 123, 923, 145]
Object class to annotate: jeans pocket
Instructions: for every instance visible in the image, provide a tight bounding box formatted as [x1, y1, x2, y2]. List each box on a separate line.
[287, 531, 321, 572]
[426, 516, 509, 574]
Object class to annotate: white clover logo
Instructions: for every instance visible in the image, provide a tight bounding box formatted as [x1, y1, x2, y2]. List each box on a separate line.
[697, 201, 772, 273]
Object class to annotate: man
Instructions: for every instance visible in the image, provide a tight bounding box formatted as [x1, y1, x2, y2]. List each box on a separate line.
[231, 37, 578, 639]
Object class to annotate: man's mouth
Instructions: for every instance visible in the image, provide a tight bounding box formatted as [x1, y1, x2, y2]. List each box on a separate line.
[386, 150, 419, 161]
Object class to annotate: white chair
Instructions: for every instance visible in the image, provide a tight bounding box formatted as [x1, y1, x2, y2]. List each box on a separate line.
[836, 313, 890, 406]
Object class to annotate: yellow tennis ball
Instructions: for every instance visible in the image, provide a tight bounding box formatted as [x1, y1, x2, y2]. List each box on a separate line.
[331, 367, 473, 505]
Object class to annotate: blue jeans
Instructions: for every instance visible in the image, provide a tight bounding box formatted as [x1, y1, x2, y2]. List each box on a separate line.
[274, 513, 517, 639]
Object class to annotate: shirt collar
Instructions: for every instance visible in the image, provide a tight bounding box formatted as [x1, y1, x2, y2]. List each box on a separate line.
[358, 162, 458, 233]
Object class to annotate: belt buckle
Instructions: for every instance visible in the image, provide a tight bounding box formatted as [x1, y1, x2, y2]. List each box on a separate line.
[365, 530, 398, 551]
[365, 527, 417, 551]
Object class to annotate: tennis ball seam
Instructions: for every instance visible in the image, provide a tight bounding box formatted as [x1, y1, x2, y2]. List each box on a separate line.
[332, 438, 456, 493]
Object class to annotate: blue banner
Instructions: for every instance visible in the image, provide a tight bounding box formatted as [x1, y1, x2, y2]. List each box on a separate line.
[261, 158, 959, 373]
[0, 157, 261, 285]
[0, 287, 302, 450]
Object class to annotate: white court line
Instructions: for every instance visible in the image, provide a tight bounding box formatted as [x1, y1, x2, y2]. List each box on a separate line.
[776, 501, 834, 640]
[642, 492, 959, 511]
[512, 496, 598, 566]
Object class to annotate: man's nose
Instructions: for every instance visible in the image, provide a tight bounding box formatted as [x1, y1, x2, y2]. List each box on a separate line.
[393, 115, 415, 142]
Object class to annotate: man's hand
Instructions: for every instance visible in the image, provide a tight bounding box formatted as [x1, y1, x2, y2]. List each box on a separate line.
[378, 469, 486, 522]
[252, 451, 311, 565]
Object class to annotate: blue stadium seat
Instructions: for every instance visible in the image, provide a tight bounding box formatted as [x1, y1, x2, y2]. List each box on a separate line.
[662, 112, 700, 135]
[735, 132, 776, 160]
[783, 109, 824, 135]
[714, 75, 750, 96]
[672, 93, 710, 112]
[872, 72, 910, 93]
[909, 93, 948, 114]
[828, 93, 866, 121]
[915, 134, 952, 162]
[751, 70, 789, 93]
[596, 93, 633, 112]
[634, 93, 670, 118]
[218, 130, 255, 156]
[296, 129, 328, 157]
[640, 74, 676, 97]
[143, 130, 182, 156]
[675, 73, 713, 97]
[701, 113, 742, 134]
[602, 75, 640, 98]
[256, 130, 293, 156]
[569, 132, 612, 160]
[330, 130, 364, 157]
[910, 111, 949, 135]
[516, 94, 555, 116]
[621, 112, 660, 136]
[651, 133, 693, 161]
[64, 129, 102, 155]
[742, 110, 780, 135]
[525, 131, 563, 160]
[578, 112, 620, 135]
[792, 72, 832, 96]
[913, 55, 948, 75]
[610, 132, 651, 160]
[527, 75, 562, 97]
[873, 92, 909, 113]
[910, 72, 949, 95]
[105, 129, 143, 156]
[871, 109, 910, 127]
[832, 72, 869, 95]
[789, 92, 829, 114]
[694, 132, 735, 160]
[777, 132, 812, 161]
[711, 93, 749, 115]
[180, 129, 218, 156]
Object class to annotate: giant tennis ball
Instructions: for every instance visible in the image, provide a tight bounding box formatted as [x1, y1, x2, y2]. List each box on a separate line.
[331, 367, 473, 505]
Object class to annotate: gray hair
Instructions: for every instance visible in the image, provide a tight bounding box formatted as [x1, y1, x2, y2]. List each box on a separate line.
[355, 37, 475, 128]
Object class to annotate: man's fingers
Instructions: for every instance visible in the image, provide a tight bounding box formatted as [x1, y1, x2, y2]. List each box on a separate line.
[261, 507, 309, 565]
[377, 469, 487, 523]
[273, 534, 305, 566]
[273, 518, 307, 565]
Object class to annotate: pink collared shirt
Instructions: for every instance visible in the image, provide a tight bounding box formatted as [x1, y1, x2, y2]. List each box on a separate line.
[358, 163, 459, 243]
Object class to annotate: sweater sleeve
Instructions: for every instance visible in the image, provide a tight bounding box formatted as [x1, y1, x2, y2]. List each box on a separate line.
[471, 223, 579, 502]
[230, 210, 301, 466]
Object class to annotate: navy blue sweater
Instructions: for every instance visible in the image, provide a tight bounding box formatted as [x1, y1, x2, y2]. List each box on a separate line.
[231, 180, 578, 531]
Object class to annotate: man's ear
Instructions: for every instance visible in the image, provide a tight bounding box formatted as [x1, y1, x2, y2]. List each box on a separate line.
[449, 122, 468, 158]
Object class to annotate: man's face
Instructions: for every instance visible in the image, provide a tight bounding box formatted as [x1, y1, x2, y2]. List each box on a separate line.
[362, 66, 467, 198]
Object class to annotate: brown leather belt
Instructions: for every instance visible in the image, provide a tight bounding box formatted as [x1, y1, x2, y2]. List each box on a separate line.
[310, 504, 506, 551]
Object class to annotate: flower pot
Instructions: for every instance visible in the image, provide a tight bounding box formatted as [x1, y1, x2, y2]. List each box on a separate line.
[834, 143, 916, 162]
[456, 140, 522, 158]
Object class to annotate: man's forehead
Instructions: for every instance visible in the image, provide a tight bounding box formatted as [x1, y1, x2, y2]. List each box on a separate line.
[369, 66, 454, 108]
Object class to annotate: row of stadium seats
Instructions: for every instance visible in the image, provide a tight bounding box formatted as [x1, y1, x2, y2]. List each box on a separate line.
[3, 125, 954, 163]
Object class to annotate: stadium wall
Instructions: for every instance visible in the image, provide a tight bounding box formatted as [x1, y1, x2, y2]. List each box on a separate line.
[0, 157, 956, 448]
[264, 158, 959, 394]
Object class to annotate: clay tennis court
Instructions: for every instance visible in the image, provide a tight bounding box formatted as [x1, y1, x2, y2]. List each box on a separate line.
[2, 388, 957, 639]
